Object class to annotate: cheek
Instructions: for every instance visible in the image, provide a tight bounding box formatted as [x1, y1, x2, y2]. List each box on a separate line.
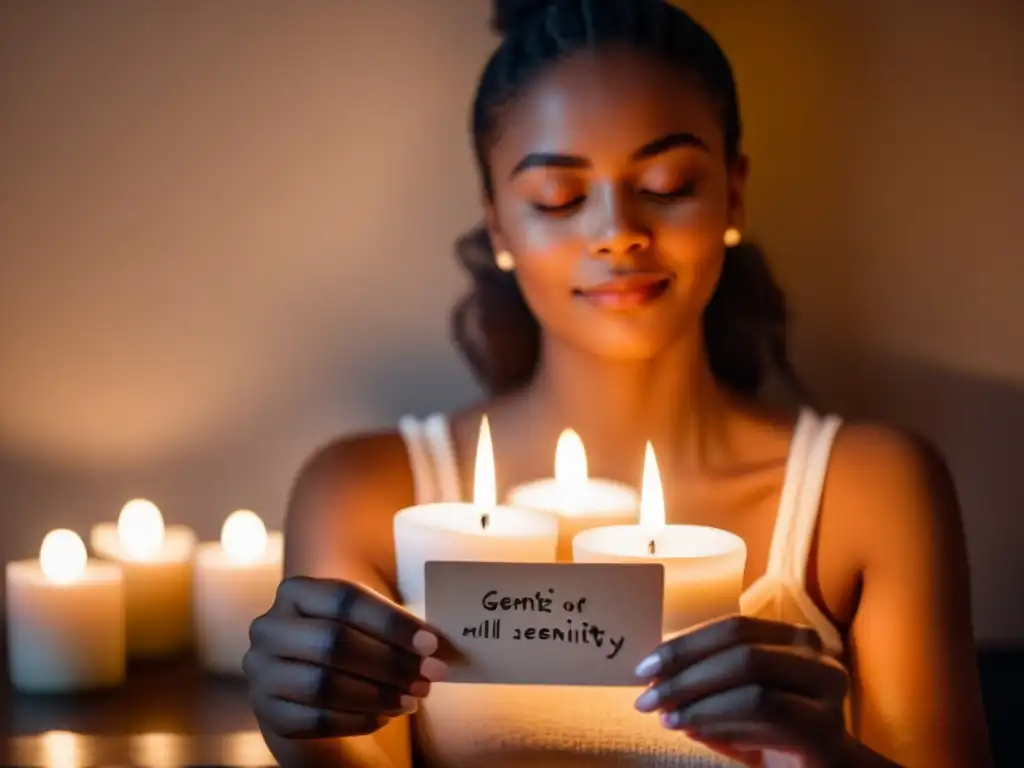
[656, 201, 728, 298]
[512, 244, 576, 314]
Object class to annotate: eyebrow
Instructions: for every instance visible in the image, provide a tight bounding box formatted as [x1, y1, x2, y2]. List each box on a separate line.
[509, 131, 710, 178]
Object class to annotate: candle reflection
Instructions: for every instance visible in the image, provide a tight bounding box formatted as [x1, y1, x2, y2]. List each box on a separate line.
[9, 731, 91, 768]
[40, 731, 83, 768]
[220, 730, 277, 766]
[130, 731, 187, 767]
[8, 730, 276, 767]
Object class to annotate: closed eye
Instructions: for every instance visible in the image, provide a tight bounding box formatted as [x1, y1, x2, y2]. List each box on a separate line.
[645, 180, 697, 202]
[532, 196, 586, 214]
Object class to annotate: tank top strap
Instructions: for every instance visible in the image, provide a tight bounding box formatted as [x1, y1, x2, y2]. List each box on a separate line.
[762, 408, 844, 584]
[397, 415, 439, 505]
[762, 407, 824, 577]
[423, 412, 463, 502]
[787, 412, 843, 585]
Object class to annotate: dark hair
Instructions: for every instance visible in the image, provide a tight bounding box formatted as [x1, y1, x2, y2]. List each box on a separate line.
[452, 0, 804, 399]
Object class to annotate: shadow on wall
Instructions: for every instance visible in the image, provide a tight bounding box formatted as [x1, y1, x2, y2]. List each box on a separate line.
[797, 335, 1024, 644]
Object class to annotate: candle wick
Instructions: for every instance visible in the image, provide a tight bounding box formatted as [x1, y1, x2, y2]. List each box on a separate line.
[480, 513, 490, 530]
[647, 539, 656, 555]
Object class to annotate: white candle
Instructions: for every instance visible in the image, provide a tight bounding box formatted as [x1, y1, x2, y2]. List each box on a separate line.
[6, 529, 126, 693]
[506, 428, 640, 561]
[193, 509, 283, 676]
[394, 415, 559, 614]
[90, 499, 196, 659]
[573, 442, 746, 636]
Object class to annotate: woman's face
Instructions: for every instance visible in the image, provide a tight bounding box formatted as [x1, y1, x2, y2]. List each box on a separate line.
[485, 47, 747, 361]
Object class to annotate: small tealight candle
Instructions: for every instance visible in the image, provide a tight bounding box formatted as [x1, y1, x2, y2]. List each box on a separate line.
[90, 499, 196, 659]
[193, 509, 284, 676]
[6, 529, 126, 693]
[573, 442, 747, 636]
[394, 416, 559, 615]
[506, 428, 640, 560]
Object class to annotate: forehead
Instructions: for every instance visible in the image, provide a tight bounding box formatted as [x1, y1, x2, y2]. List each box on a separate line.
[490, 47, 726, 171]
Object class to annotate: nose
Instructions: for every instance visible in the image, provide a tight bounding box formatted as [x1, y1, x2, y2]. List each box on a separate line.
[587, 190, 652, 266]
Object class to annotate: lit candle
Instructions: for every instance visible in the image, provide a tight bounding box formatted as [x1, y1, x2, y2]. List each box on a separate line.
[90, 499, 196, 659]
[6, 529, 125, 693]
[506, 428, 640, 560]
[573, 442, 747, 636]
[193, 509, 283, 675]
[394, 416, 559, 615]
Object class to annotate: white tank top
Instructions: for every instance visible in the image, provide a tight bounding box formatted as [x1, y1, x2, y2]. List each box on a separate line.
[397, 407, 844, 768]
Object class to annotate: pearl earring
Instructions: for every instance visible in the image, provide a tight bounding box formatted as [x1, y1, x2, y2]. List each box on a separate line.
[723, 227, 742, 248]
[495, 249, 516, 272]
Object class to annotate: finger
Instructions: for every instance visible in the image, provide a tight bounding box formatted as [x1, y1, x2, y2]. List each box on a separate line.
[661, 684, 829, 737]
[279, 577, 437, 655]
[687, 736, 764, 768]
[636, 616, 823, 680]
[686, 721, 786, 758]
[258, 658, 416, 715]
[249, 616, 433, 692]
[635, 643, 848, 713]
[254, 696, 386, 739]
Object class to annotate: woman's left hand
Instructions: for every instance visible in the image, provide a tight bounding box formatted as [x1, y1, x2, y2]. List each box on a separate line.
[634, 616, 850, 767]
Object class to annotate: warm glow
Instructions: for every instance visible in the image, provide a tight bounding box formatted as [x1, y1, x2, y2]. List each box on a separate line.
[40, 529, 87, 584]
[220, 509, 268, 564]
[639, 442, 665, 530]
[130, 732, 186, 768]
[554, 428, 587, 512]
[221, 730, 277, 767]
[473, 415, 497, 508]
[117, 498, 165, 560]
[39, 731, 86, 768]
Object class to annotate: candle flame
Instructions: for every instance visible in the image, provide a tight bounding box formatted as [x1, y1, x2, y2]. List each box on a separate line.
[474, 415, 497, 508]
[221, 509, 268, 564]
[40, 529, 87, 584]
[117, 498, 165, 560]
[640, 441, 665, 530]
[554, 428, 587, 511]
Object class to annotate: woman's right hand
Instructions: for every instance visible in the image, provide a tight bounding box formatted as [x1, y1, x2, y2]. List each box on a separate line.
[243, 576, 446, 739]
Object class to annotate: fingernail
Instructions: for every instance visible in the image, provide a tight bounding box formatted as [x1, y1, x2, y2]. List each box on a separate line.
[409, 679, 431, 697]
[412, 630, 439, 656]
[420, 656, 448, 682]
[634, 688, 660, 712]
[635, 654, 662, 678]
[400, 695, 419, 713]
[660, 710, 683, 729]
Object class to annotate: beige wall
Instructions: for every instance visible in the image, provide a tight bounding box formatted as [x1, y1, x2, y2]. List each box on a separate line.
[1, 1, 1021, 642]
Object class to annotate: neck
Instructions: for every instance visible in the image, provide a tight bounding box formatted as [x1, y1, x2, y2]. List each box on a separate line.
[525, 330, 729, 483]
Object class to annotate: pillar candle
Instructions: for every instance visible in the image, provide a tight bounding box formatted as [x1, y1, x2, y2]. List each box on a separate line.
[90, 499, 196, 659]
[573, 442, 746, 636]
[6, 529, 126, 693]
[506, 428, 639, 561]
[193, 509, 283, 676]
[394, 416, 558, 615]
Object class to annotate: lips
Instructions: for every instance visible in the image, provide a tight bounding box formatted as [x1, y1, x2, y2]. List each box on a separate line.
[573, 274, 673, 310]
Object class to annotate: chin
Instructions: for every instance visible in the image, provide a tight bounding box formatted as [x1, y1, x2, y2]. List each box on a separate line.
[560, 324, 688, 362]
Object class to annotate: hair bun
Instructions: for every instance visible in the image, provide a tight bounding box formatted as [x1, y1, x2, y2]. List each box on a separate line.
[491, 0, 555, 35]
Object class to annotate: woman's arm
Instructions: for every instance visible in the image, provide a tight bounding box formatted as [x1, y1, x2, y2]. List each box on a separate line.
[836, 427, 992, 767]
[259, 432, 419, 768]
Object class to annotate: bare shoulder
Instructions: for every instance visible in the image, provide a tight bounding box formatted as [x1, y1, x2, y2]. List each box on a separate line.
[824, 420, 963, 570]
[283, 429, 415, 587]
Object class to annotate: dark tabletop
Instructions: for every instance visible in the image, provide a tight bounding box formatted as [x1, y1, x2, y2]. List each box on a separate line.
[3, 649, 275, 768]
[5, 641, 1021, 767]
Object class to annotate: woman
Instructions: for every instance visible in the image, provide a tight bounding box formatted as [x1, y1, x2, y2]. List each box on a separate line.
[243, 1, 992, 766]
